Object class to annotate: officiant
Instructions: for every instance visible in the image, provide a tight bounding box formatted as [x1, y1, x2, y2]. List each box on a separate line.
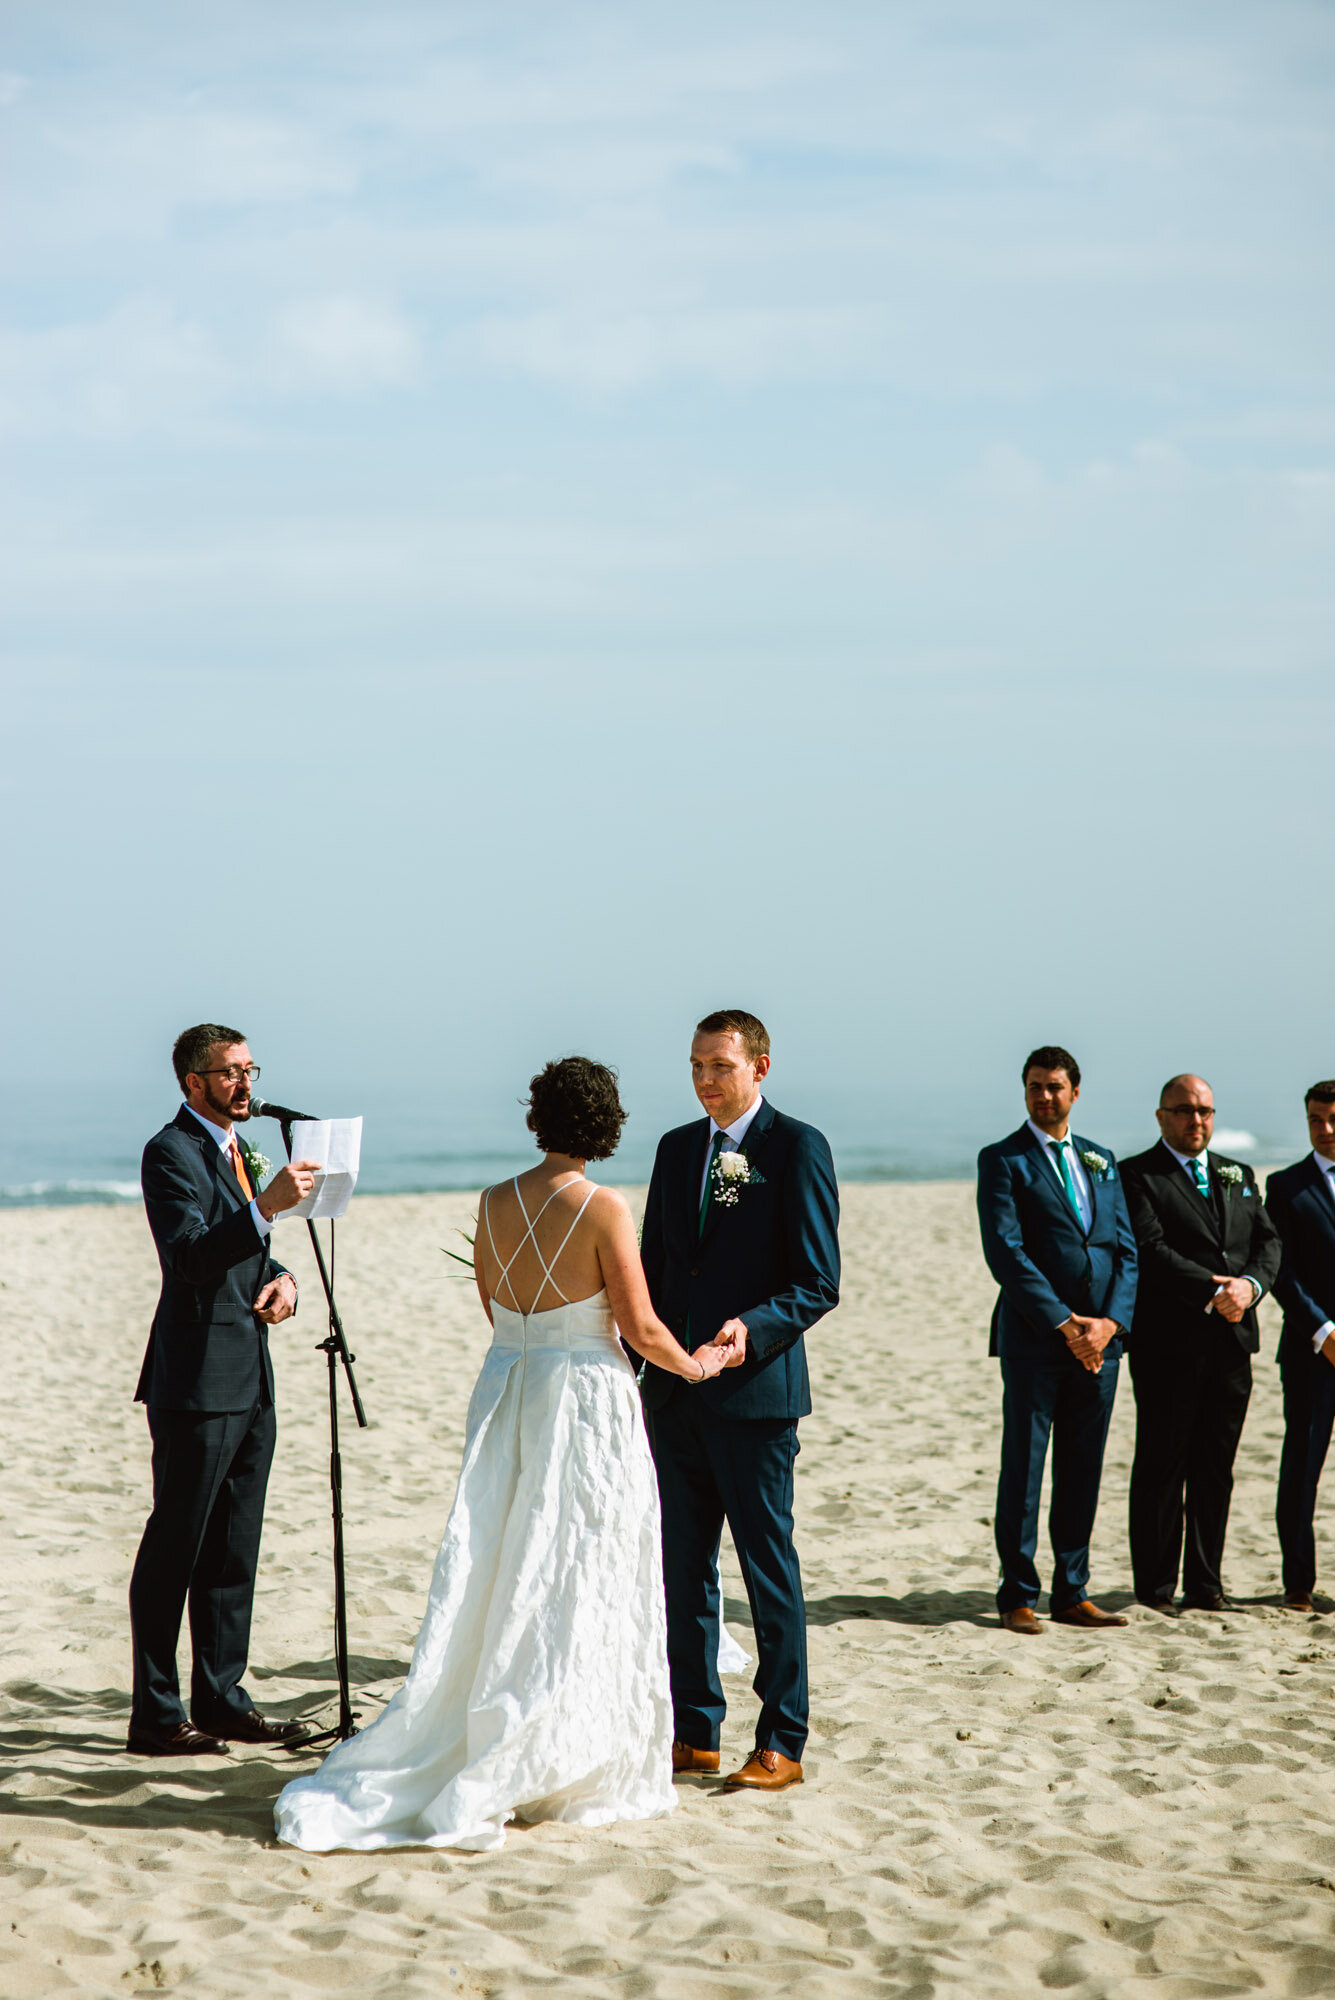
[127, 1024, 321, 1757]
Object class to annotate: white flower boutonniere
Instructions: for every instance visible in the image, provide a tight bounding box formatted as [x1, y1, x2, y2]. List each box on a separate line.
[1079, 1149, 1112, 1182]
[712, 1150, 766, 1208]
[1217, 1162, 1244, 1189]
[239, 1140, 275, 1188]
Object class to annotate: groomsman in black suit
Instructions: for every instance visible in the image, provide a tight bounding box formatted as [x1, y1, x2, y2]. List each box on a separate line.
[1121, 1075, 1281, 1615]
[128, 1024, 320, 1756]
[977, 1046, 1138, 1634]
[1266, 1081, 1335, 1613]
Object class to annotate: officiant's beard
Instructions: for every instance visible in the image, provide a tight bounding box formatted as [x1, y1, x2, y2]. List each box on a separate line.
[201, 1077, 252, 1126]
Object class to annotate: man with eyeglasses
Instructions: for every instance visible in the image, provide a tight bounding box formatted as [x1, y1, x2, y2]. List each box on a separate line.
[1121, 1076, 1280, 1616]
[128, 1023, 321, 1756]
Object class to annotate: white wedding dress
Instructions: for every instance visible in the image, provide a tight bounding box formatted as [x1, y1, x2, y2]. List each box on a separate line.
[274, 1181, 677, 1853]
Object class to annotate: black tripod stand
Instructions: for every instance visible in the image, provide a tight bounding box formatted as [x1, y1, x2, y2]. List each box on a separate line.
[276, 1116, 368, 1747]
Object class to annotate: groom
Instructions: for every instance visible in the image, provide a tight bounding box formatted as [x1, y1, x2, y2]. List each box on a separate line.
[640, 1009, 840, 1792]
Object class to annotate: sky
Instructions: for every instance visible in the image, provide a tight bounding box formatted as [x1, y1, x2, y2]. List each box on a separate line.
[2, 2, 1333, 1179]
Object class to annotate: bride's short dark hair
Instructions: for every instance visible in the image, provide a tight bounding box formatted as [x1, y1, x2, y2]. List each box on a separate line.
[526, 1057, 627, 1162]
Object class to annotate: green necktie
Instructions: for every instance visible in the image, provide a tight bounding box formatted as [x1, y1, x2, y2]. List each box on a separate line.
[699, 1130, 729, 1237]
[1052, 1139, 1083, 1221]
[1190, 1155, 1210, 1199]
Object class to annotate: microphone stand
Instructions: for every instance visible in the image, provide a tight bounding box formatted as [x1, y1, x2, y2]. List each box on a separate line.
[274, 1115, 368, 1747]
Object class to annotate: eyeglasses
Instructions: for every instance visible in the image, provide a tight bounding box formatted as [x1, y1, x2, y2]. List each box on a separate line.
[1163, 1105, 1213, 1118]
[200, 1064, 261, 1084]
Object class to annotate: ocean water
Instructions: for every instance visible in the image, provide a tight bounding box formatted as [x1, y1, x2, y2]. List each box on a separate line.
[0, 1076, 1303, 1210]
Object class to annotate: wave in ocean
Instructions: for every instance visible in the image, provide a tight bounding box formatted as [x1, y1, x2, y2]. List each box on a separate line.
[0, 1180, 144, 1206]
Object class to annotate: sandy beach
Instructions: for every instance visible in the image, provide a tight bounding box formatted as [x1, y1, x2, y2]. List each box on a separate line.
[4, 1181, 1335, 1999]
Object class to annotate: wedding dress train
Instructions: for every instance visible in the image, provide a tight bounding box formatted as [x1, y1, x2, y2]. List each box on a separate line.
[274, 1182, 676, 1852]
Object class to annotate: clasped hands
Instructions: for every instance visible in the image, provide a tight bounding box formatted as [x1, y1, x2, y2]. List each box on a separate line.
[1059, 1314, 1119, 1373]
[689, 1317, 750, 1380]
[1206, 1275, 1255, 1324]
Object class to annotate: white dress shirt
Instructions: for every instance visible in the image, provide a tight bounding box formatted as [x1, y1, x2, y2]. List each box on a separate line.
[1162, 1140, 1262, 1314]
[700, 1093, 765, 1202]
[1027, 1119, 1092, 1233]
[1309, 1150, 1335, 1352]
[185, 1104, 272, 1241]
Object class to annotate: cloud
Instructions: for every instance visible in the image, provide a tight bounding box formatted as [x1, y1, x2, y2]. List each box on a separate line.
[272, 295, 421, 391]
[0, 299, 227, 440]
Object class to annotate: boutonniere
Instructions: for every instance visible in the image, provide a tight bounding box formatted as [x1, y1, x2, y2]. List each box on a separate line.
[1217, 1162, 1244, 1190]
[712, 1150, 766, 1208]
[239, 1139, 275, 1189]
[1079, 1149, 1113, 1182]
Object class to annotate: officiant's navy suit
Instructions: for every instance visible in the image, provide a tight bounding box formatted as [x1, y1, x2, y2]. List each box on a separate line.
[640, 1097, 840, 1762]
[978, 1125, 1137, 1614]
[129, 1106, 293, 1735]
[1267, 1156, 1335, 1598]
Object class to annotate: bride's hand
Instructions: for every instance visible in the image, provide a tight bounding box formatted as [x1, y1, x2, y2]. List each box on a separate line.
[711, 1318, 749, 1368]
[690, 1342, 730, 1380]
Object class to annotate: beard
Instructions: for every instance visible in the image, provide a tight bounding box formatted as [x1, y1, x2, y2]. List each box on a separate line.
[205, 1079, 251, 1123]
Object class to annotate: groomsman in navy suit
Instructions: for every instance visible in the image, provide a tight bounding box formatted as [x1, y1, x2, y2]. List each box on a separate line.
[640, 1010, 840, 1791]
[1121, 1076, 1280, 1614]
[977, 1046, 1137, 1634]
[1267, 1081, 1335, 1613]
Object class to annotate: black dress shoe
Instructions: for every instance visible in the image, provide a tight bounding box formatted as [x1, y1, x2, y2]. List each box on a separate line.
[127, 1720, 231, 1757]
[193, 1712, 313, 1747]
[1182, 1593, 1232, 1613]
[1137, 1597, 1180, 1618]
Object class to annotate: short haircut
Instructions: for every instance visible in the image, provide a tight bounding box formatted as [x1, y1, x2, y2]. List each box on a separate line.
[173, 1023, 246, 1091]
[1306, 1080, 1335, 1108]
[695, 1010, 770, 1062]
[1022, 1045, 1081, 1090]
[526, 1056, 627, 1162]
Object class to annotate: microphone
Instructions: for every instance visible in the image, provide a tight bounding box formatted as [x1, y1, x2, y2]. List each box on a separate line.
[249, 1096, 319, 1124]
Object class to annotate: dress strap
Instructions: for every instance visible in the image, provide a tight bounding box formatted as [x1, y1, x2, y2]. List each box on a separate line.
[491, 1176, 589, 1315]
[530, 1184, 599, 1309]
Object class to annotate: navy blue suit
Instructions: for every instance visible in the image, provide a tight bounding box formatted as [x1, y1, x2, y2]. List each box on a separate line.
[129, 1107, 293, 1733]
[977, 1125, 1137, 1613]
[640, 1098, 839, 1761]
[1267, 1156, 1335, 1597]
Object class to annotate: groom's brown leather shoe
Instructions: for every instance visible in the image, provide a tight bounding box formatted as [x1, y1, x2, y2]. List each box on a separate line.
[1052, 1600, 1128, 1628]
[194, 1712, 313, 1748]
[127, 1720, 230, 1758]
[1000, 1606, 1044, 1634]
[1284, 1593, 1314, 1613]
[672, 1742, 720, 1775]
[723, 1748, 803, 1791]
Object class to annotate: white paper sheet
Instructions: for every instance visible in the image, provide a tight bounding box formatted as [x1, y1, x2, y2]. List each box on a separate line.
[277, 1117, 363, 1221]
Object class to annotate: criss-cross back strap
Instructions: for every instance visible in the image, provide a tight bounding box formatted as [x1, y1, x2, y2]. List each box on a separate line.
[483, 1177, 598, 1316]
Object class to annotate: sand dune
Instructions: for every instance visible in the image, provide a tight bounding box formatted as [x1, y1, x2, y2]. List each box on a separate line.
[4, 1182, 1335, 1998]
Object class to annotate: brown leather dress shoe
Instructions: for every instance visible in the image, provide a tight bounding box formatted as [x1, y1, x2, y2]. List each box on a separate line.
[1052, 1600, 1128, 1628]
[672, 1741, 720, 1775]
[1000, 1606, 1044, 1634]
[1284, 1593, 1314, 1613]
[1181, 1593, 1231, 1613]
[723, 1748, 803, 1791]
[127, 1720, 231, 1758]
[1137, 1597, 1180, 1618]
[194, 1712, 312, 1747]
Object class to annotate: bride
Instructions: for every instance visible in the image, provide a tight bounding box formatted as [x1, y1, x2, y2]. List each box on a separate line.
[274, 1057, 736, 1853]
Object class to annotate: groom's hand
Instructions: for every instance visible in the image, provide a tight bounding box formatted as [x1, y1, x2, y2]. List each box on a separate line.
[254, 1273, 298, 1323]
[1059, 1314, 1105, 1373]
[713, 1318, 749, 1367]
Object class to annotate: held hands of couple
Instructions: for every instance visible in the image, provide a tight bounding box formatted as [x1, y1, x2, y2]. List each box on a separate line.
[1059, 1314, 1118, 1373]
[687, 1318, 749, 1381]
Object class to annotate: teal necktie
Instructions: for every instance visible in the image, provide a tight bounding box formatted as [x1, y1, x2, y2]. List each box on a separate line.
[699, 1130, 729, 1237]
[1052, 1139, 1083, 1222]
[1190, 1155, 1210, 1199]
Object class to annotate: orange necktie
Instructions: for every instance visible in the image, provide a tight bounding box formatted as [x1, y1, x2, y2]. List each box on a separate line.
[229, 1141, 254, 1199]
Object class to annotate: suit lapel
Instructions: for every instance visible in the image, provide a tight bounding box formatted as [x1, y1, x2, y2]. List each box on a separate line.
[176, 1106, 246, 1210]
[1156, 1140, 1222, 1246]
[698, 1097, 776, 1248]
[1020, 1125, 1088, 1242]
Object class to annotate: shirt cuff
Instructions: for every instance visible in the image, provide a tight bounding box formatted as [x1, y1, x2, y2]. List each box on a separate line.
[1312, 1321, 1335, 1355]
[1244, 1276, 1263, 1305]
[250, 1198, 272, 1239]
